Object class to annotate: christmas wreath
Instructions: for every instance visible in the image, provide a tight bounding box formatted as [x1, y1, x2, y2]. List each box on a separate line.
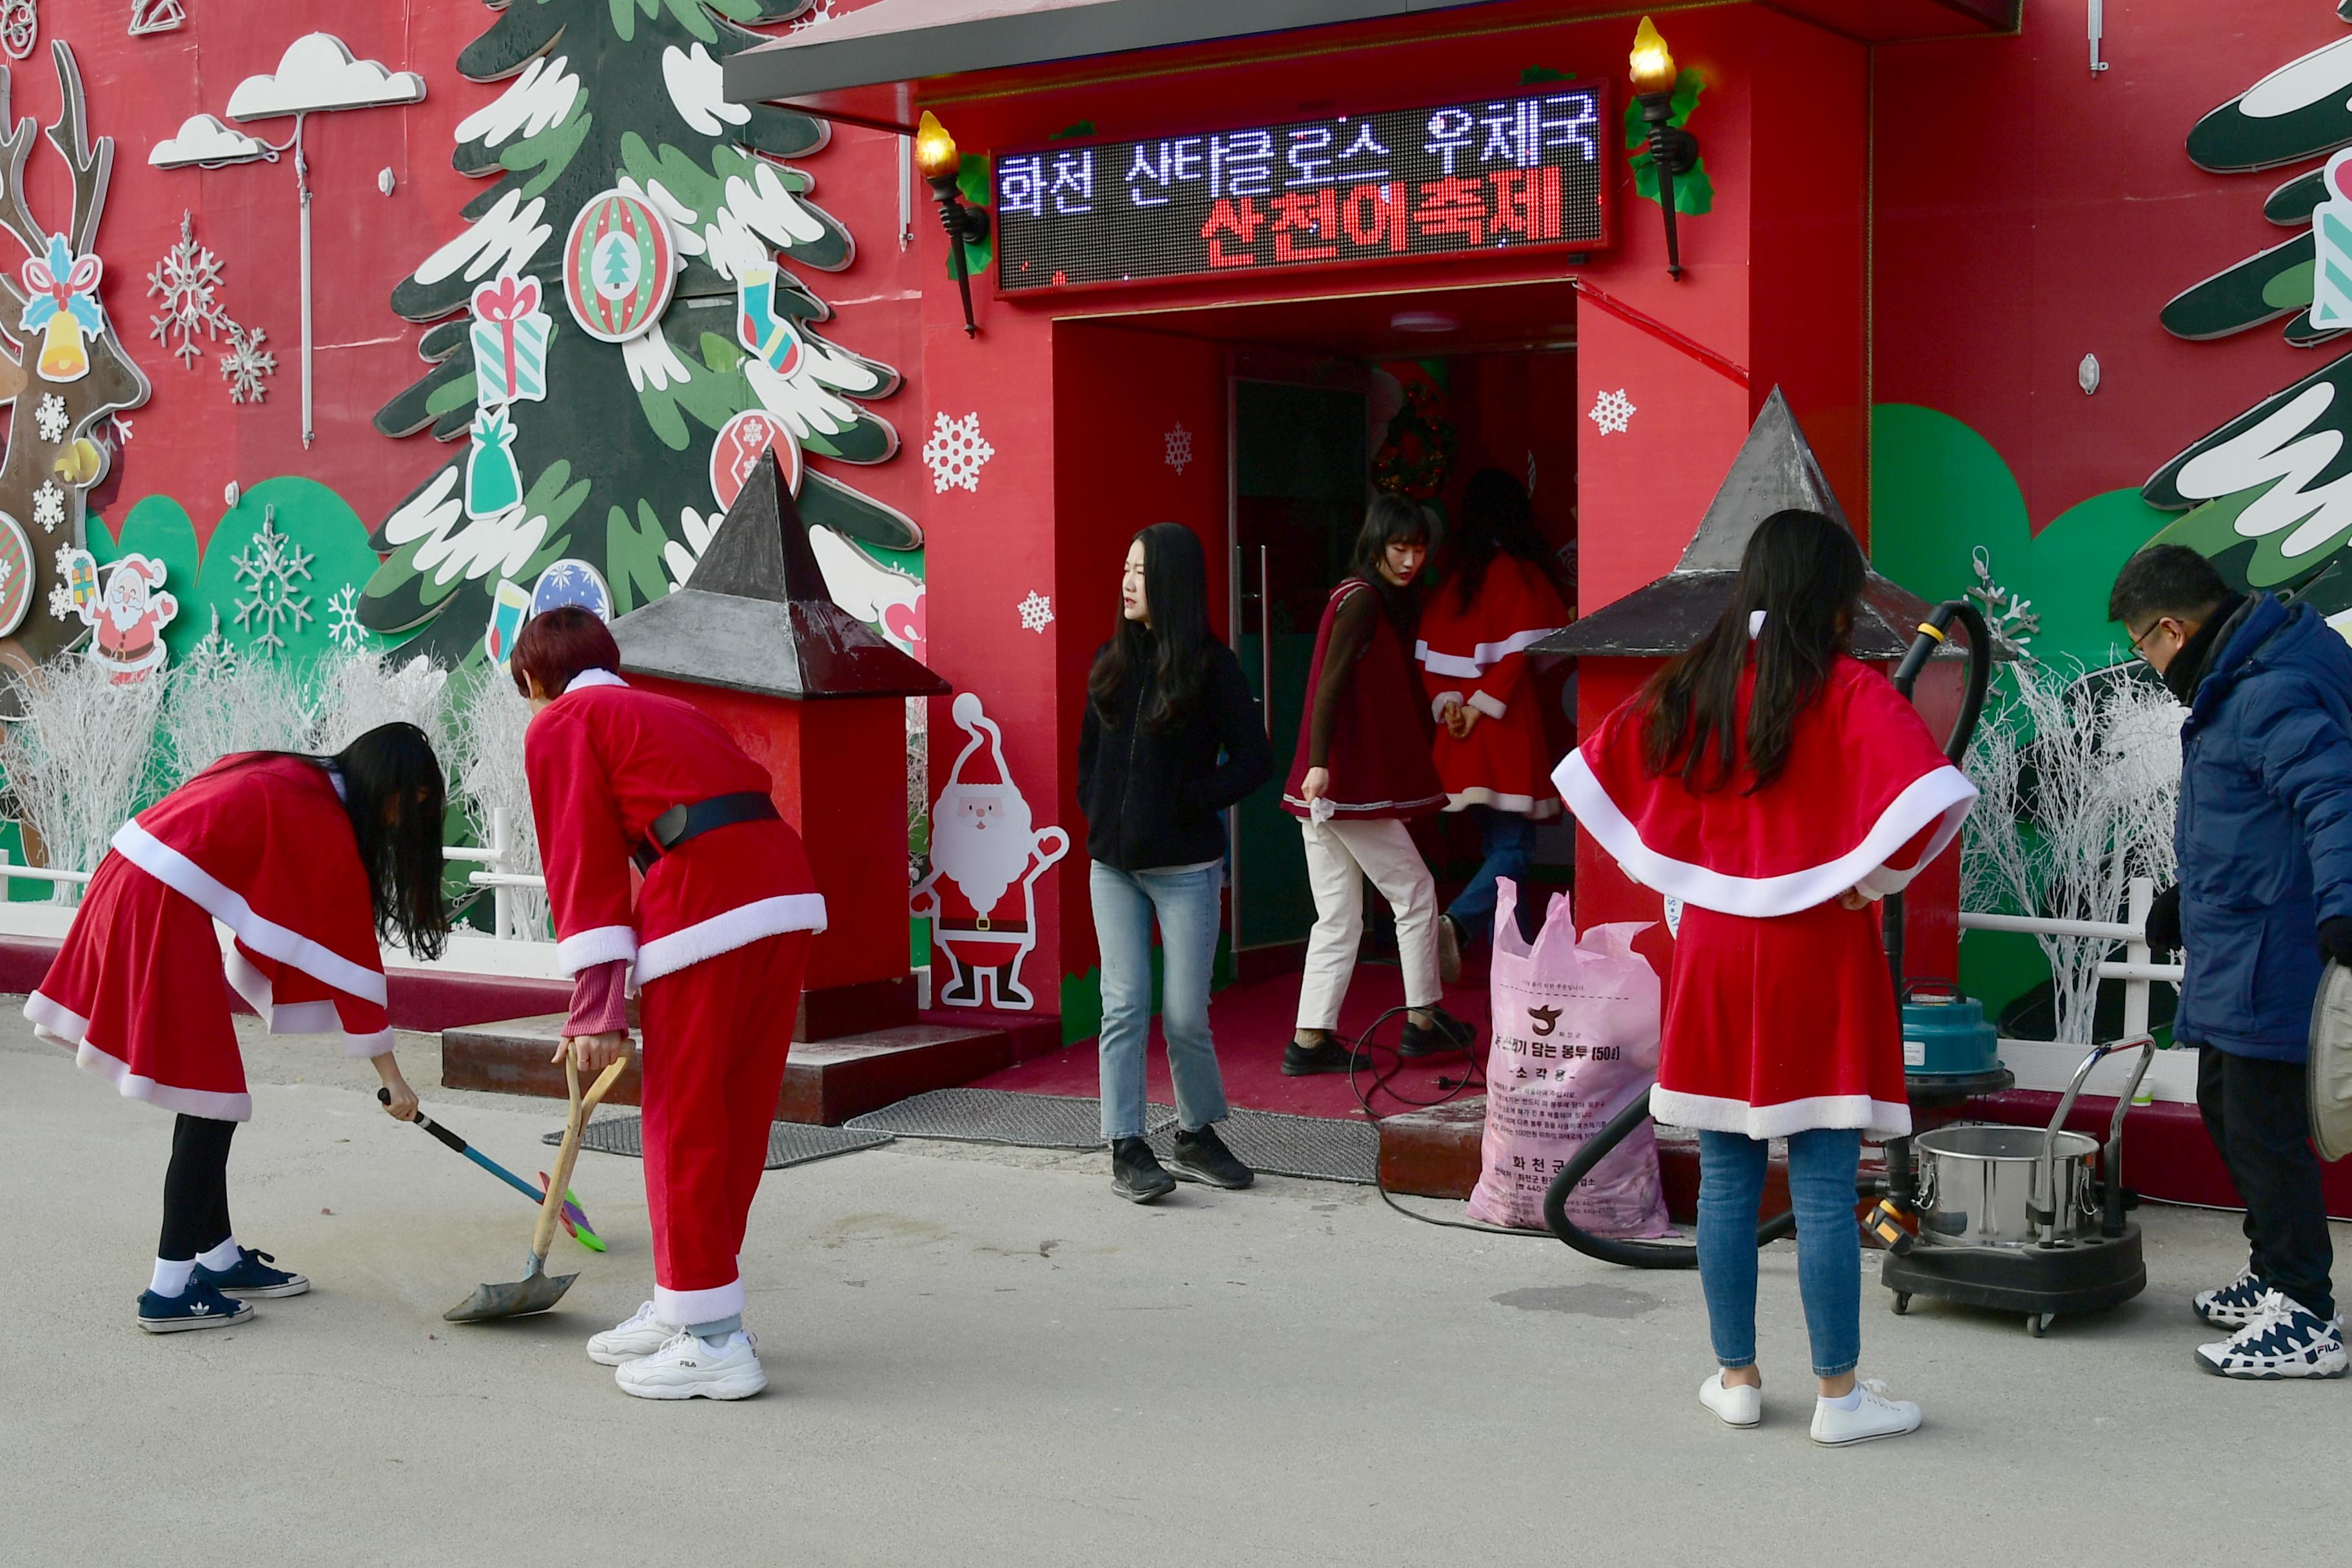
[1373, 379, 1456, 501]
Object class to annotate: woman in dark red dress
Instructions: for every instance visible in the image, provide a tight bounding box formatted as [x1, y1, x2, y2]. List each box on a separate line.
[1559, 510, 1975, 1446]
[1281, 493, 1471, 1075]
[28, 726, 449, 1334]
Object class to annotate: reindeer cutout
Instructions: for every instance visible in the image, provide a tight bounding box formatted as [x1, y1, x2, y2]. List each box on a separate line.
[0, 42, 153, 687]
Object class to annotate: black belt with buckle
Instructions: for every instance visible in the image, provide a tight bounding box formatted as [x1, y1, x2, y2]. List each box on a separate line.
[632, 791, 779, 874]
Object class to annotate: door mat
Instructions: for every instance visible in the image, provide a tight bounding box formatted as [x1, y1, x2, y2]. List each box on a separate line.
[845, 1088, 1173, 1148]
[1150, 1106, 1378, 1185]
[544, 1115, 892, 1171]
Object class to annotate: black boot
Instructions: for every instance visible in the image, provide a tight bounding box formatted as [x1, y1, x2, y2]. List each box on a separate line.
[1110, 1137, 1175, 1203]
[1397, 1006, 1476, 1059]
[1166, 1124, 1254, 1190]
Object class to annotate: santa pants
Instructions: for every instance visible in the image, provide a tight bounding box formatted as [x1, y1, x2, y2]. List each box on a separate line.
[1296, 816, 1440, 1032]
[636, 928, 810, 1331]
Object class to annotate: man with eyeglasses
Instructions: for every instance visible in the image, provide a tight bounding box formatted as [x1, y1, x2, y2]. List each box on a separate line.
[2109, 544, 2352, 1380]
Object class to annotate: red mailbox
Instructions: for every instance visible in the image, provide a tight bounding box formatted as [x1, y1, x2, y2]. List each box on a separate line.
[610, 449, 947, 1039]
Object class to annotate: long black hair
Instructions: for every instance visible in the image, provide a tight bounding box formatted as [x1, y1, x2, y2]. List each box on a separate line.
[1088, 522, 1213, 734]
[1449, 467, 1560, 612]
[1351, 491, 1432, 635]
[1641, 508, 1865, 793]
[322, 723, 451, 961]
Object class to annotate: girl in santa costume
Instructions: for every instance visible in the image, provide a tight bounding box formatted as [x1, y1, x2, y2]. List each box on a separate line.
[25, 725, 449, 1334]
[513, 607, 823, 1402]
[1556, 509, 1975, 1446]
[1417, 469, 1573, 976]
[1282, 493, 1473, 1075]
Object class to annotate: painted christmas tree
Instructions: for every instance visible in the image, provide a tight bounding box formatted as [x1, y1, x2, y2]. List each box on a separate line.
[364, 0, 913, 665]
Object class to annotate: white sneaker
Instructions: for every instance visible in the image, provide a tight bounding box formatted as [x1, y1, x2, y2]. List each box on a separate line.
[614, 1329, 767, 1401]
[1699, 1371, 1761, 1428]
[586, 1300, 678, 1366]
[2195, 1291, 2349, 1380]
[1810, 1378, 1923, 1446]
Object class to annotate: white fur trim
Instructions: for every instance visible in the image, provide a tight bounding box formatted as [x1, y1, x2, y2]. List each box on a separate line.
[655, 1277, 745, 1328]
[1651, 1084, 1911, 1142]
[343, 1028, 398, 1059]
[564, 668, 628, 694]
[26, 994, 256, 1121]
[223, 946, 340, 1034]
[1442, 788, 1562, 819]
[1556, 750, 1977, 919]
[1467, 690, 1507, 721]
[111, 821, 389, 1006]
[1749, 610, 1767, 639]
[634, 894, 828, 986]
[555, 924, 638, 976]
[1415, 626, 1557, 680]
[1431, 690, 1465, 722]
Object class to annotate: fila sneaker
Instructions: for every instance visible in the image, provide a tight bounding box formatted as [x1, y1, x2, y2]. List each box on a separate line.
[193, 1246, 310, 1299]
[2195, 1291, 2349, 1380]
[587, 1300, 679, 1366]
[614, 1329, 767, 1401]
[137, 1280, 255, 1334]
[2193, 1268, 2269, 1329]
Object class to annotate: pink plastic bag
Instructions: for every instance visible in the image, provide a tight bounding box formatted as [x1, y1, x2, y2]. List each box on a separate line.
[1465, 881, 1671, 1236]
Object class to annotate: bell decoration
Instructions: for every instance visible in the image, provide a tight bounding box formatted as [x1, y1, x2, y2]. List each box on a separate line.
[18, 235, 106, 385]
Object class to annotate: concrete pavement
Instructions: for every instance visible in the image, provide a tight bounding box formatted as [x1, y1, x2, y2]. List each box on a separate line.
[3, 1010, 2341, 1566]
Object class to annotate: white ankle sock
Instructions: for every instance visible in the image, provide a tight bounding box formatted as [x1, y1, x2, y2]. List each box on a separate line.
[195, 1237, 241, 1273]
[151, 1258, 196, 1297]
[1822, 1386, 1864, 1411]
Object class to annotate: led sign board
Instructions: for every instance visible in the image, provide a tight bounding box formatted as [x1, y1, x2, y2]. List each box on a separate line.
[992, 86, 1609, 292]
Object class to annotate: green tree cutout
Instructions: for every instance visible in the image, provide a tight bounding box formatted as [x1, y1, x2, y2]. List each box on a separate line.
[365, 0, 915, 668]
[2144, 3, 2352, 596]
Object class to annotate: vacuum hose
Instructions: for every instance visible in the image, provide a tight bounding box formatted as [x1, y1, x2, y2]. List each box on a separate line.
[1540, 600, 1994, 1268]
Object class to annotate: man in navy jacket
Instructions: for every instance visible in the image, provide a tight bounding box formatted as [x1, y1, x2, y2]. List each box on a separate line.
[2113, 545, 2352, 1379]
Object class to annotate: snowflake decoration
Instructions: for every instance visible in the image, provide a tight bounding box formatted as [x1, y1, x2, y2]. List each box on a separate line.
[1588, 388, 1636, 436]
[1, 1, 32, 64]
[148, 212, 234, 368]
[326, 583, 367, 652]
[31, 481, 63, 534]
[1017, 591, 1054, 634]
[220, 326, 275, 404]
[1967, 544, 2041, 650]
[1164, 421, 1195, 476]
[130, 1, 188, 35]
[185, 606, 238, 676]
[230, 509, 315, 654]
[921, 410, 994, 494]
[789, 0, 839, 30]
[34, 392, 66, 444]
[46, 582, 72, 622]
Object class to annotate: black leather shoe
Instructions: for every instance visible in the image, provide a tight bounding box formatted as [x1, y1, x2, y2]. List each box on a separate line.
[1166, 1124, 1254, 1189]
[1282, 1037, 1371, 1077]
[1110, 1137, 1175, 1203]
[1396, 1006, 1476, 1059]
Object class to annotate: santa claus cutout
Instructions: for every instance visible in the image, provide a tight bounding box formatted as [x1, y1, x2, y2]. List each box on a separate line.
[913, 692, 1069, 1010]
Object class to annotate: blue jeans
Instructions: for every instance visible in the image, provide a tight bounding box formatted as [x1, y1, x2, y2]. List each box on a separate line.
[1090, 861, 1231, 1142]
[1445, 806, 1536, 946]
[1696, 1128, 1863, 1377]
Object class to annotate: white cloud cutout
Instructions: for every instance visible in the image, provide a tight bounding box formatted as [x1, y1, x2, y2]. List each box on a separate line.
[226, 33, 426, 121]
[149, 114, 268, 169]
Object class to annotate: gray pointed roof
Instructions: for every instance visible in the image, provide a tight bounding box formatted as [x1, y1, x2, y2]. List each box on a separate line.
[611, 448, 948, 700]
[1536, 387, 1948, 661]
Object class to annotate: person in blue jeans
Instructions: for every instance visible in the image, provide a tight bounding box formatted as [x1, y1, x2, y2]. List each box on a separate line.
[1077, 523, 1273, 1203]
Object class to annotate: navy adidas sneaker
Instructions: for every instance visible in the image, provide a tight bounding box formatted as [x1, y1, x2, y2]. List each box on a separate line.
[137, 1280, 255, 1334]
[193, 1247, 310, 1299]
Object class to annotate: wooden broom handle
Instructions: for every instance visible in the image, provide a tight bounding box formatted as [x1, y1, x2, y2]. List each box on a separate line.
[532, 1053, 631, 1262]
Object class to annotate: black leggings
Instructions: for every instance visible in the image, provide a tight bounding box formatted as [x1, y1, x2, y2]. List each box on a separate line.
[159, 1114, 237, 1262]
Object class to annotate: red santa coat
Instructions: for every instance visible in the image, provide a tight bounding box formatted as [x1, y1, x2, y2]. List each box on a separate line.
[26, 754, 395, 1122]
[1416, 554, 1571, 817]
[1556, 656, 1976, 1139]
[524, 671, 825, 985]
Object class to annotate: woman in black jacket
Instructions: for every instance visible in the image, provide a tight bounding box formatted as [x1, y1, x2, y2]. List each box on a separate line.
[1078, 522, 1273, 1203]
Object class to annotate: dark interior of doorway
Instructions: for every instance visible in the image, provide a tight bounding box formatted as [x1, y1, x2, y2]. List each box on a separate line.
[1230, 347, 1580, 975]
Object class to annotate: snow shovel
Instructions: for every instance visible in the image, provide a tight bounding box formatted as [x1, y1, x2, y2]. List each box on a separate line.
[447, 1052, 631, 1323]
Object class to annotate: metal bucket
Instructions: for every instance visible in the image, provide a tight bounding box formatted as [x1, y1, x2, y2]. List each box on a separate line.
[1912, 1124, 2101, 1248]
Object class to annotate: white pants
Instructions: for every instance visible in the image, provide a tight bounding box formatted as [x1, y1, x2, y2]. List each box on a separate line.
[1297, 815, 1441, 1031]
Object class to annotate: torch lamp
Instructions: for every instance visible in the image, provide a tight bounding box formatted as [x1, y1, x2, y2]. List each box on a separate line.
[1629, 17, 1699, 280]
[916, 112, 990, 338]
